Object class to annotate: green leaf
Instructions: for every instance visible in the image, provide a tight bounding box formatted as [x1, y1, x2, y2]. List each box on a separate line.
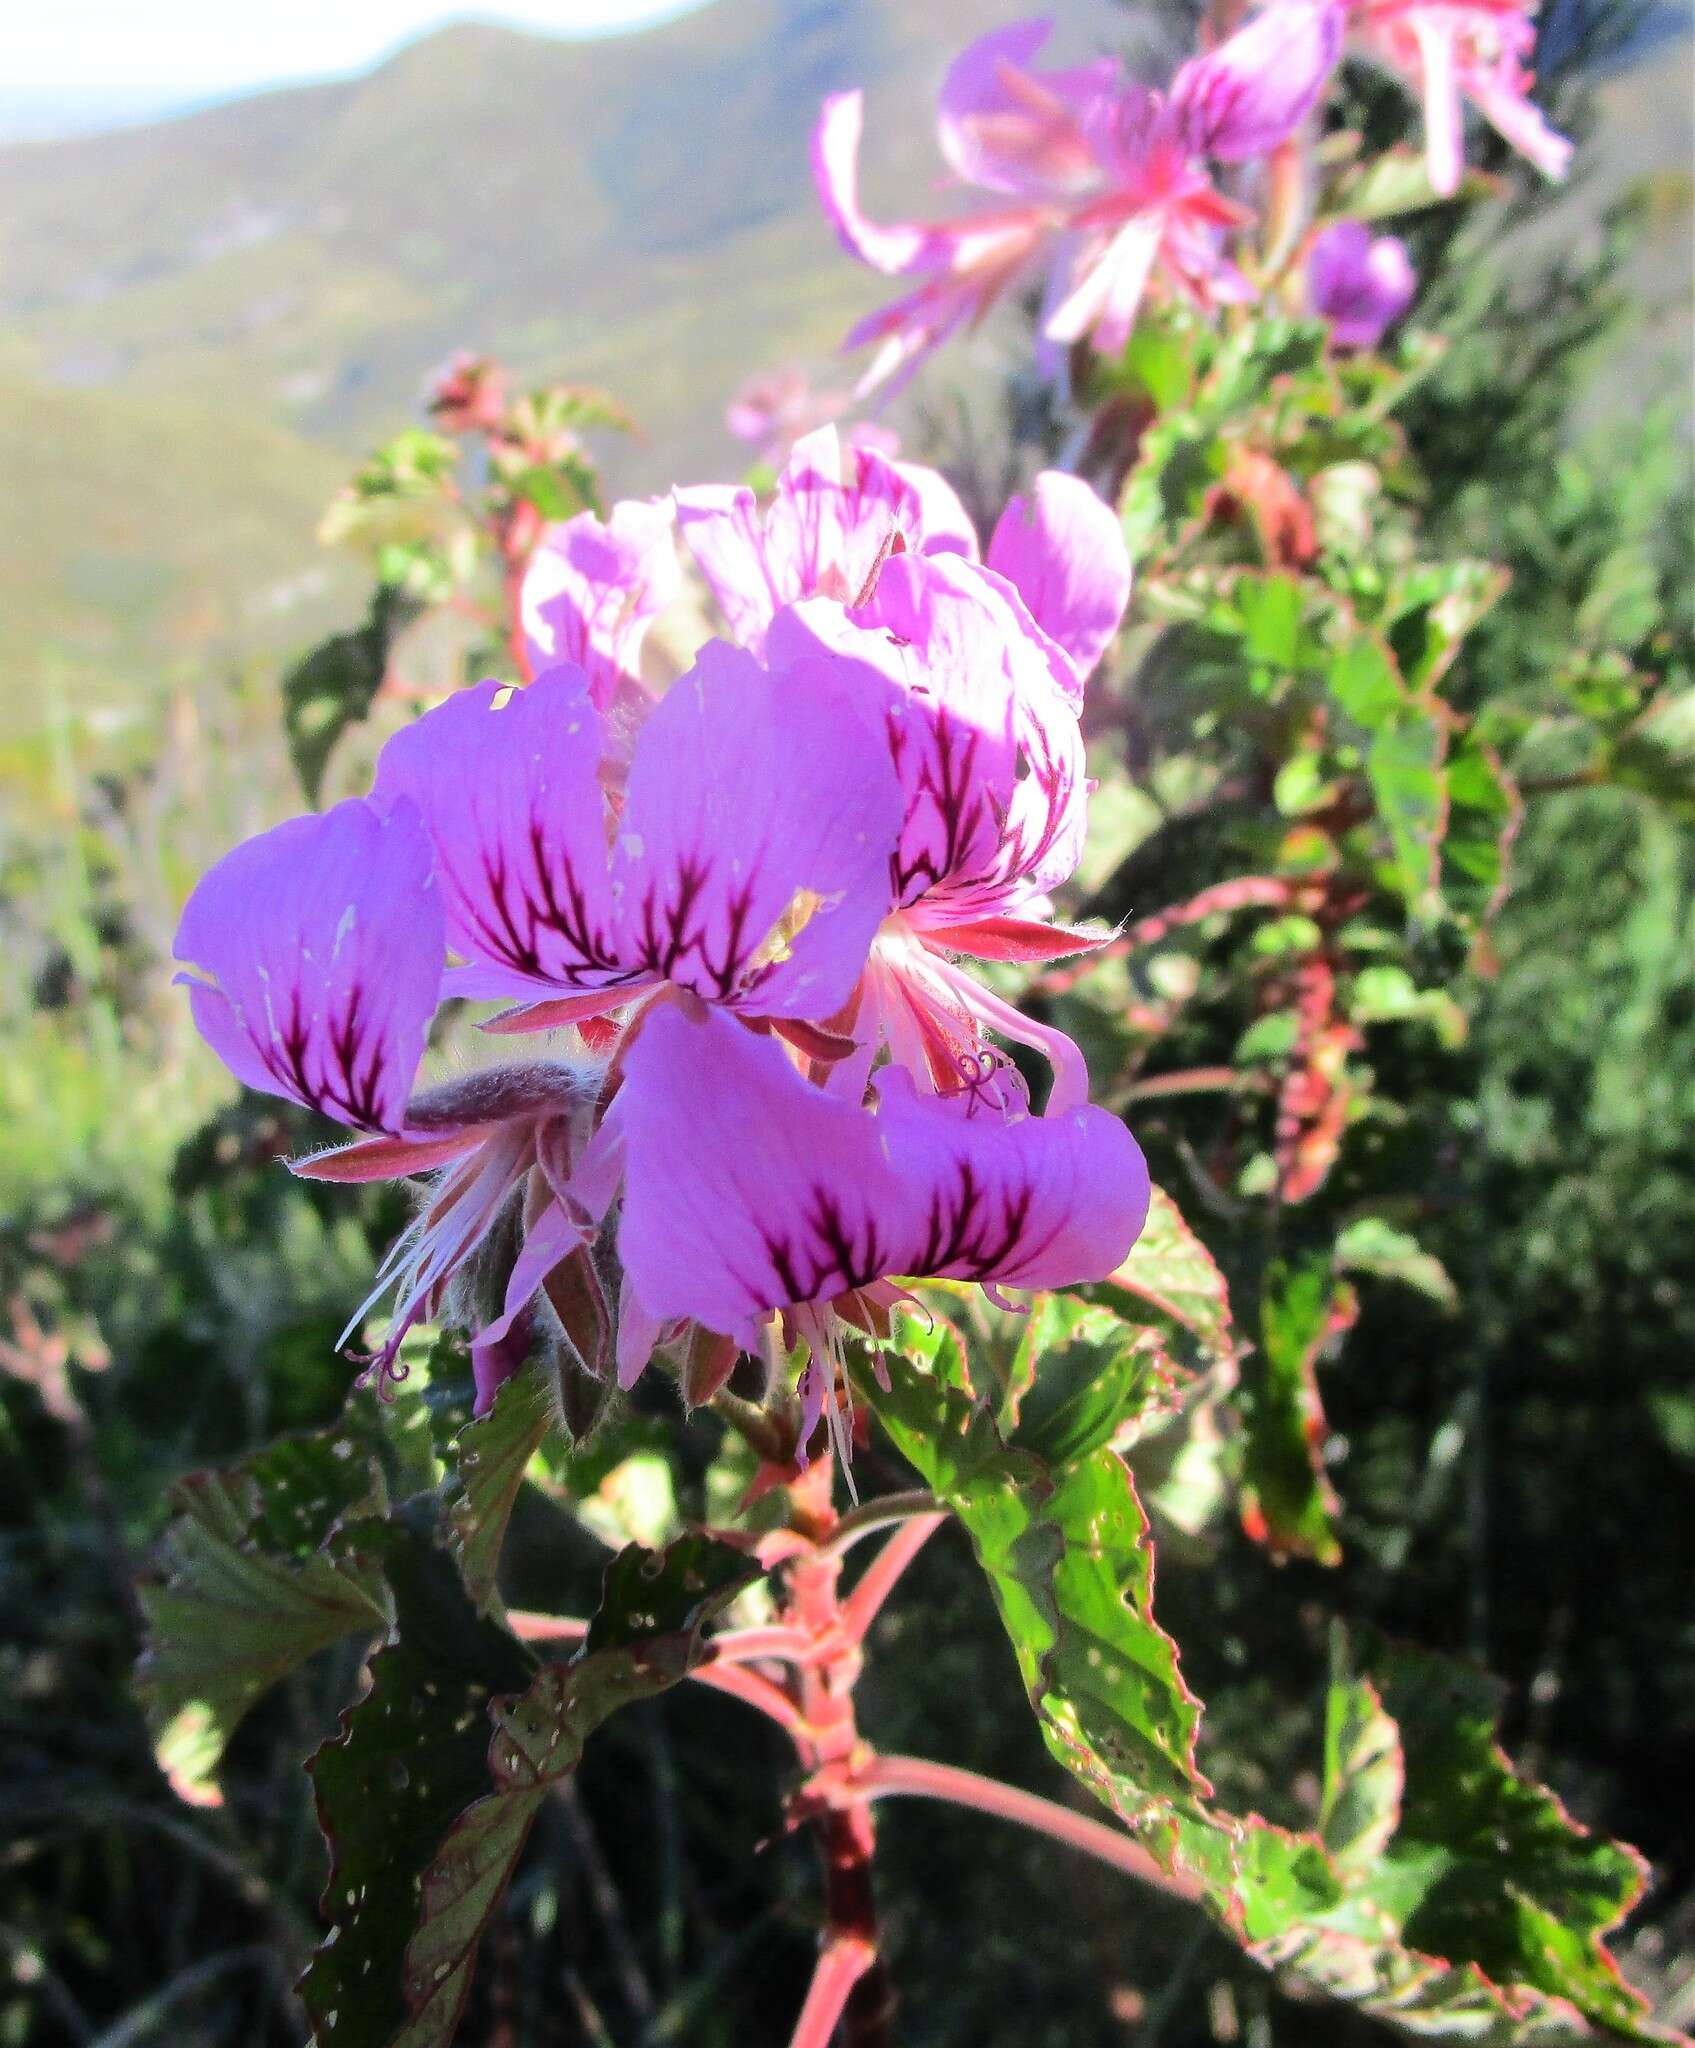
[1387, 559, 1509, 691]
[136, 1424, 394, 1795]
[392, 1534, 760, 2048]
[1326, 634, 1407, 734]
[282, 583, 422, 804]
[447, 1365, 555, 1613]
[1004, 1295, 1182, 1464]
[1334, 1217, 1459, 1311]
[862, 1325, 1663, 2039]
[859, 1341, 1208, 1822]
[300, 1520, 536, 2048]
[1320, 1663, 1404, 1874]
[1089, 1184, 1236, 1373]
[1328, 145, 1495, 222]
[1288, 1640, 1666, 2041]
[1368, 709, 1448, 915]
[1239, 1253, 1354, 1564]
[1440, 732, 1521, 927]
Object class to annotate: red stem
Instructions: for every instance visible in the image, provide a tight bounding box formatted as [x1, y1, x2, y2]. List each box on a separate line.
[788, 1934, 877, 2048]
[689, 1660, 808, 1736]
[851, 1753, 1202, 1901]
[841, 1515, 946, 1645]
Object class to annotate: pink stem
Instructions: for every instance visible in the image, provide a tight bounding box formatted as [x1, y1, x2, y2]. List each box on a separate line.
[852, 1754, 1203, 1900]
[841, 1516, 947, 1645]
[507, 1610, 589, 1642]
[689, 1661, 807, 1736]
[788, 1936, 877, 2048]
[709, 1624, 817, 1665]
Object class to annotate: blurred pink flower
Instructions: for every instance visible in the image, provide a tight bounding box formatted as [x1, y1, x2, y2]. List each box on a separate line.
[726, 365, 899, 466]
[815, 9, 1343, 387]
[1348, 0, 1572, 196]
[1308, 218, 1417, 344]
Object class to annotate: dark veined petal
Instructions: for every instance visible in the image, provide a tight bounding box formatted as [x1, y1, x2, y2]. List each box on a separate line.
[371, 666, 629, 1006]
[612, 636, 902, 1020]
[173, 798, 442, 1134]
[772, 550, 1087, 919]
[617, 1005, 1148, 1339]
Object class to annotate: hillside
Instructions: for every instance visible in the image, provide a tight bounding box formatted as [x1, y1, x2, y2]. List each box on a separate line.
[0, 0, 1684, 747]
[0, 0, 1123, 740]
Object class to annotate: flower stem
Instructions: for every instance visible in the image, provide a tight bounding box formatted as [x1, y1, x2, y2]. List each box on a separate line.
[841, 1514, 947, 1644]
[819, 1490, 944, 1557]
[788, 1934, 878, 2048]
[851, 1754, 1203, 1901]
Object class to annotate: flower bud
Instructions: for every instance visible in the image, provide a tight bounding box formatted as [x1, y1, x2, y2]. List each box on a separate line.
[1308, 219, 1416, 347]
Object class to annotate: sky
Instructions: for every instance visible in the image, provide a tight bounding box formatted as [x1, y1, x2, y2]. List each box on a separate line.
[2, 0, 717, 128]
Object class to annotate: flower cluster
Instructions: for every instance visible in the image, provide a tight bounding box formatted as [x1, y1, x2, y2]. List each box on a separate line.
[818, 0, 1567, 387]
[174, 429, 1147, 1453]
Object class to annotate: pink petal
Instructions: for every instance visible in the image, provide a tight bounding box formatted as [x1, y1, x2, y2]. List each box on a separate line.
[617, 1006, 1148, 1334]
[676, 426, 979, 653]
[520, 498, 678, 707]
[612, 636, 903, 1019]
[773, 549, 1088, 919]
[812, 91, 943, 276]
[173, 799, 442, 1134]
[1171, 0, 1344, 162]
[371, 668, 630, 1008]
[937, 20, 1120, 198]
[987, 471, 1133, 684]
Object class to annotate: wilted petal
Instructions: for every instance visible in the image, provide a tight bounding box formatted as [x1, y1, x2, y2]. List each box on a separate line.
[618, 1006, 1148, 1337]
[987, 471, 1133, 685]
[612, 637, 902, 1018]
[938, 20, 1120, 197]
[371, 667, 627, 1006]
[173, 799, 441, 1134]
[1172, 0, 1344, 162]
[1308, 219, 1417, 345]
[521, 498, 678, 706]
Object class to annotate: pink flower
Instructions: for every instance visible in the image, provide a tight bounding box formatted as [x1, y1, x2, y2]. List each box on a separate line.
[1171, 0, 1344, 160]
[1348, 0, 1572, 197]
[769, 550, 1106, 1116]
[1307, 218, 1417, 344]
[985, 470, 1135, 686]
[815, 11, 1343, 386]
[617, 1002, 1150, 1456]
[171, 800, 596, 1396]
[675, 424, 977, 655]
[370, 654, 904, 1034]
[678, 425, 1130, 695]
[725, 366, 900, 467]
[520, 496, 679, 711]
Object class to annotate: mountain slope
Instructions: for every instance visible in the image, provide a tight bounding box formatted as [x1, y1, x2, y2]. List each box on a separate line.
[0, 0, 1127, 737]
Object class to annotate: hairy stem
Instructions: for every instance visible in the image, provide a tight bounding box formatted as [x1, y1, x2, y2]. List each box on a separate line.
[853, 1754, 1203, 1901]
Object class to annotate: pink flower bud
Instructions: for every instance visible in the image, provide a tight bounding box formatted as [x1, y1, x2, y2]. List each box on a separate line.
[1308, 218, 1417, 346]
